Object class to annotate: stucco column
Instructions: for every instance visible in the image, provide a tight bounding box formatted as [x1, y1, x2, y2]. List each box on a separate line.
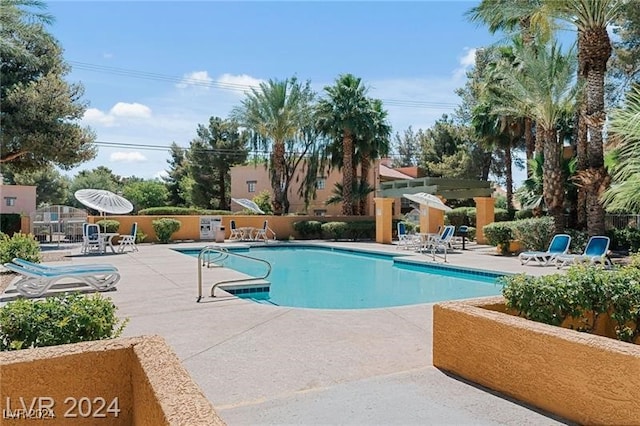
[20, 215, 30, 234]
[374, 197, 394, 244]
[474, 196, 495, 244]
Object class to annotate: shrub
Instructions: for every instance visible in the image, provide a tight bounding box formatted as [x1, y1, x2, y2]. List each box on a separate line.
[514, 209, 535, 220]
[321, 222, 348, 241]
[293, 220, 324, 239]
[96, 219, 120, 233]
[0, 293, 127, 351]
[0, 232, 41, 265]
[501, 264, 640, 342]
[446, 207, 475, 227]
[253, 190, 273, 215]
[135, 229, 147, 244]
[494, 208, 510, 222]
[511, 216, 555, 252]
[344, 221, 376, 241]
[565, 229, 590, 254]
[138, 207, 232, 216]
[152, 218, 181, 243]
[0, 213, 21, 236]
[607, 227, 640, 253]
[483, 222, 515, 254]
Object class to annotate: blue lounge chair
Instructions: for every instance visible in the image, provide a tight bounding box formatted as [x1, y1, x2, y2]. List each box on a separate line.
[423, 225, 456, 262]
[555, 236, 611, 269]
[519, 234, 571, 266]
[397, 222, 420, 250]
[118, 222, 138, 253]
[3, 260, 120, 298]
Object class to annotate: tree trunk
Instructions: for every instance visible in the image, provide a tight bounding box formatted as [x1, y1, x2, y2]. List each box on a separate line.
[575, 31, 588, 230]
[505, 144, 514, 212]
[342, 131, 354, 216]
[359, 154, 371, 216]
[271, 141, 286, 215]
[582, 27, 611, 236]
[524, 118, 535, 176]
[218, 168, 228, 210]
[541, 127, 564, 235]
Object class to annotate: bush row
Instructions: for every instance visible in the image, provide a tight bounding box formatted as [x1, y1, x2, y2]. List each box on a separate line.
[501, 259, 640, 343]
[445, 207, 510, 227]
[137, 207, 233, 216]
[293, 220, 376, 241]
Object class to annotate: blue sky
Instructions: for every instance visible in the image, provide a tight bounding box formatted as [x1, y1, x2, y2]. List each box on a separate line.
[47, 1, 512, 182]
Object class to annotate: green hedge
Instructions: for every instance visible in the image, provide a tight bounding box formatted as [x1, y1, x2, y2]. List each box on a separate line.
[0, 214, 21, 236]
[0, 293, 127, 351]
[501, 261, 640, 343]
[138, 207, 233, 216]
[319, 221, 376, 241]
[607, 227, 640, 253]
[293, 220, 323, 239]
[483, 222, 515, 254]
[446, 207, 509, 227]
[96, 219, 120, 233]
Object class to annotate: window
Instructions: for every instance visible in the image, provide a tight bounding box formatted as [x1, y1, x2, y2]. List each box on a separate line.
[4, 197, 16, 207]
[247, 180, 257, 193]
[313, 209, 326, 217]
[316, 177, 326, 190]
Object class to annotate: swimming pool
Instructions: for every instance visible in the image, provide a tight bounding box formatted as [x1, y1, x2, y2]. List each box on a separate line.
[178, 245, 504, 309]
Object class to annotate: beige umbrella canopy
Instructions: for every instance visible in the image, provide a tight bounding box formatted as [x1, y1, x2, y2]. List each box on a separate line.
[403, 193, 451, 211]
[74, 189, 134, 215]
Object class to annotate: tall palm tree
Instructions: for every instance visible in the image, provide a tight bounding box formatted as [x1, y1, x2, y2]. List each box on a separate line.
[355, 99, 391, 215]
[316, 74, 376, 215]
[553, 0, 625, 235]
[493, 42, 578, 234]
[231, 77, 312, 215]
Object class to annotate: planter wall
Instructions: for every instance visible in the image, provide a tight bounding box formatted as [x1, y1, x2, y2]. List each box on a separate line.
[0, 335, 223, 425]
[433, 296, 640, 425]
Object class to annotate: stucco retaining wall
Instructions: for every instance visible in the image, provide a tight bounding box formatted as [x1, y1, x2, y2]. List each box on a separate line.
[0, 335, 223, 425]
[433, 296, 640, 425]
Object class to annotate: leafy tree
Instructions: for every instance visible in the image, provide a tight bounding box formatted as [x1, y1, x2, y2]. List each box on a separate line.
[188, 117, 248, 210]
[163, 142, 189, 207]
[122, 180, 169, 212]
[392, 127, 420, 167]
[67, 167, 122, 208]
[316, 74, 385, 215]
[252, 190, 273, 215]
[607, 1, 640, 105]
[10, 165, 70, 206]
[231, 77, 314, 215]
[0, 0, 96, 172]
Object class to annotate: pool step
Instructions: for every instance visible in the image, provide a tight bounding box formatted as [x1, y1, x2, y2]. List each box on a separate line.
[218, 279, 270, 296]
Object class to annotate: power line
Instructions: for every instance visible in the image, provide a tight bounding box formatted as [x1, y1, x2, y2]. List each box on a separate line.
[69, 61, 459, 110]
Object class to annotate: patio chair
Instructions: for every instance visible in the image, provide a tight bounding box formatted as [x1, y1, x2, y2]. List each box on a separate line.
[118, 222, 138, 253]
[229, 220, 242, 240]
[555, 236, 612, 269]
[82, 223, 105, 254]
[519, 234, 571, 266]
[423, 225, 456, 261]
[254, 220, 276, 242]
[3, 260, 121, 298]
[397, 222, 420, 250]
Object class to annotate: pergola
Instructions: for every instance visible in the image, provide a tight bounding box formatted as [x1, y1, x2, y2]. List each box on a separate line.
[374, 177, 496, 244]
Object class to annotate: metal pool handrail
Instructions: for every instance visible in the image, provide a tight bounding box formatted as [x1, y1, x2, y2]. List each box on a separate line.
[197, 245, 272, 302]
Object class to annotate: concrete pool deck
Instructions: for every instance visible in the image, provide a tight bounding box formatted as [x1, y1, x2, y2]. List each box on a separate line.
[2, 241, 570, 425]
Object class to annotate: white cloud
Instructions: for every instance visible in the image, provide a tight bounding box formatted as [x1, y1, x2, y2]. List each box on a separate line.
[110, 151, 147, 162]
[154, 170, 169, 180]
[110, 102, 152, 119]
[103, 52, 114, 59]
[217, 73, 263, 95]
[176, 71, 214, 89]
[83, 108, 116, 126]
[453, 47, 477, 80]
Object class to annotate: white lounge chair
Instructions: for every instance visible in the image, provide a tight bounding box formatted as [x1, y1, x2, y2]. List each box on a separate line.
[397, 222, 420, 250]
[519, 234, 571, 266]
[254, 220, 276, 242]
[12, 258, 118, 273]
[555, 236, 612, 269]
[229, 220, 242, 241]
[3, 260, 120, 298]
[423, 225, 456, 261]
[118, 222, 138, 253]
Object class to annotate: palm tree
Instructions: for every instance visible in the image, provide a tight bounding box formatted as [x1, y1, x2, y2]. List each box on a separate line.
[231, 77, 313, 215]
[493, 42, 578, 234]
[355, 99, 391, 215]
[316, 74, 377, 215]
[602, 85, 640, 212]
[553, 0, 625, 235]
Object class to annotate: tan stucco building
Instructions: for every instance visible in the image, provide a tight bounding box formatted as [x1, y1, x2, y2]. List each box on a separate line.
[230, 159, 416, 216]
[0, 182, 36, 216]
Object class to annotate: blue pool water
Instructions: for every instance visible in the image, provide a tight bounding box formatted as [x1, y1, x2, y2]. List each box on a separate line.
[179, 246, 504, 309]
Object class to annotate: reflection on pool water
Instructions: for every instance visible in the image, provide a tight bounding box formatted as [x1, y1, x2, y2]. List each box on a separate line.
[179, 246, 504, 310]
